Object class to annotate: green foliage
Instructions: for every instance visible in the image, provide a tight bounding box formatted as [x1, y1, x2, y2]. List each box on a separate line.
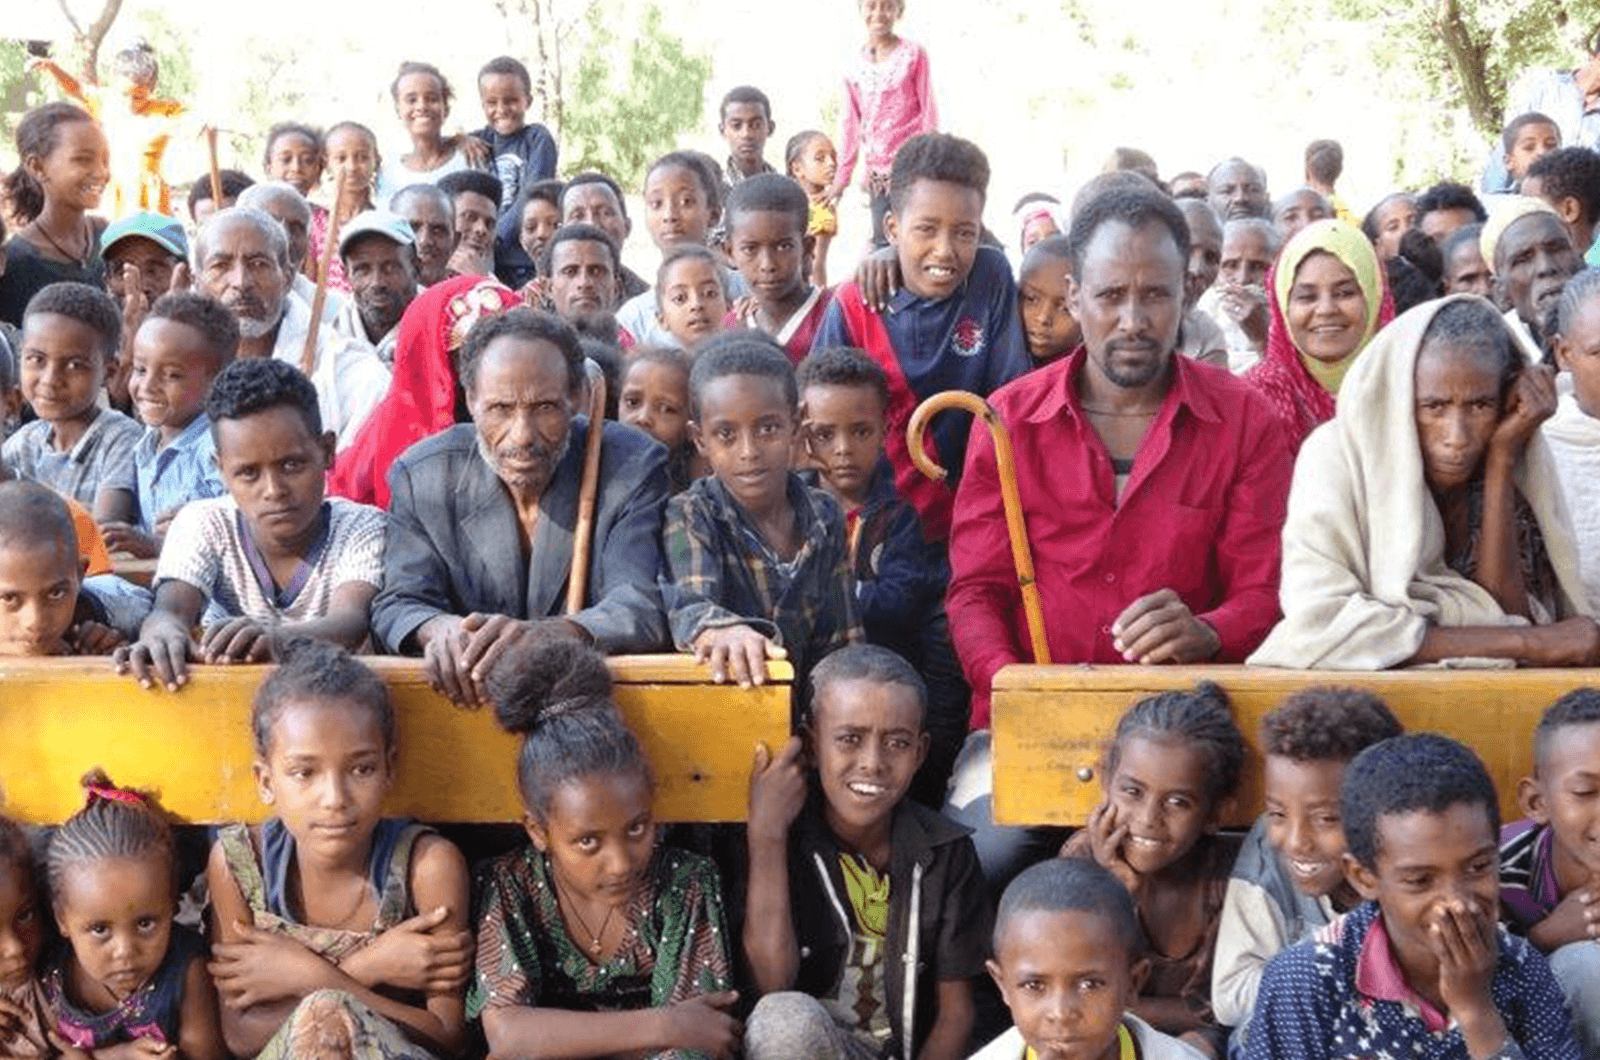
[561, 1, 711, 189]
[1328, 0, 1600, 137]
[0, 42, 46, 158]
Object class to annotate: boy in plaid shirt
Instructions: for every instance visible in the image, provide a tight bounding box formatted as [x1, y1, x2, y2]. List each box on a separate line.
[662, 332, 861, 696]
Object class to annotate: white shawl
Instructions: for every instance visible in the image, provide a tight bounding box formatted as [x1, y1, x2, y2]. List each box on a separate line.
[1248, 295, 1589, 670]
[1542, 392, 1600, 614]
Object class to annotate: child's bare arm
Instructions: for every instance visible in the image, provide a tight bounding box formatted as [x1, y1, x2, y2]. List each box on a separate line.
[744, 737, 805, 991]
[915, 979, 974, 1060]
[94, 486, 136, 526]
[208, 837, 471, 1058]
[481, 992, 741, 1060]
[176, 953, 227, 1060]
[272, 581, 378, 654]
[205, 841, 297, 1058]
[337, 834, 472, 1055]
[114, 581, 203, 690]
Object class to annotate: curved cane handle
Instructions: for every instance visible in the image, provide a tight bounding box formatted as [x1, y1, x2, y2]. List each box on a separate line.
[907, 390, 995, 482]
[906, 389, 1051, 664]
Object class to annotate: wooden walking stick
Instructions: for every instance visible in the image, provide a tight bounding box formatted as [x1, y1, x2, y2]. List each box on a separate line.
[204, 126, 223, 207]
[907, 390, 1051, 664]
[566, 359, 607, 615]
[300, 167, 349, 377]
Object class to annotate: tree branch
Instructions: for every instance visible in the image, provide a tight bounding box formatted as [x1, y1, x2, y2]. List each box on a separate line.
[55, 0, 85, 37]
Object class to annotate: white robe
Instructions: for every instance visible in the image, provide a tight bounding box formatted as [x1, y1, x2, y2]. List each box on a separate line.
[1249, 295, 1590, 669]
[268, 291, 392, 451]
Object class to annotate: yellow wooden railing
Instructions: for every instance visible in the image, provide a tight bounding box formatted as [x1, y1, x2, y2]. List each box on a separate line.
[0, 656, 792, 825]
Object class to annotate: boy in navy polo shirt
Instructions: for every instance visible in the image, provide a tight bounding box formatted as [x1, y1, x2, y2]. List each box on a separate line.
[811, 133, 1028, 541]
[1246, 734, 1579, 1060]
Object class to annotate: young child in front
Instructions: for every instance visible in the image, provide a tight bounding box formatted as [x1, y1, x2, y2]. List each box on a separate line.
[787, 130, 838, 289]
[832, 0, 937, 248]
[472, 56, 558, 216]
[724, 174, 835, 363]
[617, 152, 745, 346]
[662, 333, 861, 690]
[206, 638, 472, 1059]
[3, 282, 142, 507]
[1062, 683, 1247, 1059]
[656, 245, 730, 353]
[1248, 734, 1581, 1060]
[0, 480, 127, 655]
[114, 357, 385, 691]
[1016, 235, 1079, 368]
[812, 133, 1029, 542]
[619, 345, 697, 492]
[1500, 689, 1600, 1056]
[0, 814, 51, 1057]
[470, 636, 738, 1060]
[1211, 687, 1403, 1049]
[743, 644, 990, 1060]
[95, 292, 237, 559]
[797, 345, 966, 806]
[43, 769, 225, 1059]
[973, 857, 1208, 1060]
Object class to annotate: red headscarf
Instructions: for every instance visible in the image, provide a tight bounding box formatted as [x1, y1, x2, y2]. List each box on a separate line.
[328, 276, 524, 508]
[1244, 218, 1395, 452]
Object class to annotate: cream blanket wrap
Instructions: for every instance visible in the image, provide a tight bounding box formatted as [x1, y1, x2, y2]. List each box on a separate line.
[1249, 295, 1590, 669]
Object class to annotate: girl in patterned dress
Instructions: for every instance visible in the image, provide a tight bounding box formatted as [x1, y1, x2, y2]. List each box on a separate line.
[42, 770, 225, 1059]
[470, 636, 739, 1060]
[205, 639, 473, 1059]
[830, 0, 938, 247]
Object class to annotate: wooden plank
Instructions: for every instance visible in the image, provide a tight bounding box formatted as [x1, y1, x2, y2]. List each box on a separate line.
[110, 556, 157, 587]
[990, 664, 1590, 827]
[0, 656, 792, 825]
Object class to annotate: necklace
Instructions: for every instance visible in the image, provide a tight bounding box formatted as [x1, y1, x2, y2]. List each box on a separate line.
[556, 880, 616, 955]
[30, 216, 91, 269]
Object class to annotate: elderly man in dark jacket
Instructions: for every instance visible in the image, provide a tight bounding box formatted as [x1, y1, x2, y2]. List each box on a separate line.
[372, 308, 668, 704]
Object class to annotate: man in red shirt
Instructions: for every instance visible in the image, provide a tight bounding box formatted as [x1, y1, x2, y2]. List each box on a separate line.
[944, 184, 1295, 884]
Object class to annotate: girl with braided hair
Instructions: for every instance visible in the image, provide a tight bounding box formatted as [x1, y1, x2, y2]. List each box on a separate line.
[1060, 682, 1248, 1060]
[469, 635, 739, 1060]
[42, 769, 224, 1058]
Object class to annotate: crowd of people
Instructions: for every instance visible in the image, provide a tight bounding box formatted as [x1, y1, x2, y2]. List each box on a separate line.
[1, 2, 1600, 1058]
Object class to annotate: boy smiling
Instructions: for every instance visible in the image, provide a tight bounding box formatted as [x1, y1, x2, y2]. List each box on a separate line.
[742, 645, 988, 1060]
[812, 133, 1028, 541]
[1246, 734, 1580, 1060]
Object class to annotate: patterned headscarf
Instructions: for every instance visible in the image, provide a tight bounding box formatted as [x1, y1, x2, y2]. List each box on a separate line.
[327, 275, 525, 508]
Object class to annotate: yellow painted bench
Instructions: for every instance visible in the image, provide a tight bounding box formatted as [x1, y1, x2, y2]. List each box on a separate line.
[0, 656, 792, 826]
[990, 665, 1589, 827]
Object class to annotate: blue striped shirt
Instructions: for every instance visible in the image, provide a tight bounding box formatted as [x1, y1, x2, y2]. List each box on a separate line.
[101, 414, 224, 533]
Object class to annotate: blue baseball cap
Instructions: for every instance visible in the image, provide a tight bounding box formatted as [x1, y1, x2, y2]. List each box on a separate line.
[100, 212, 189, 260]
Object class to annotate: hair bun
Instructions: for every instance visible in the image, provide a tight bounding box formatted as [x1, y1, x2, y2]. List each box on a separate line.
[488, 635, 613, 735]
[1191, 680, 1232, 712]
[273, 635, 337, 668]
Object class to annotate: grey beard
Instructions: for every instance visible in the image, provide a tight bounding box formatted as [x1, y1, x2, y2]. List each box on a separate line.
[476, 425, 573, 481]
[236, 312, 280, 340]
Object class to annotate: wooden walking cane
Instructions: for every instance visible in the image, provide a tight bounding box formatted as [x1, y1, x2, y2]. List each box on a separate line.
[203, 126, 223, 207]
[566, 360, 607, 615]
[300, 167, 349, 377]
[907, 390, 1051, 664]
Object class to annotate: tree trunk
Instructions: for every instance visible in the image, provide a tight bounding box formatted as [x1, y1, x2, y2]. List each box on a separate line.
[1433, 0, 1498, 136]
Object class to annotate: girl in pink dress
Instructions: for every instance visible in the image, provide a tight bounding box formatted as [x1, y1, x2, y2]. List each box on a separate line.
[831, 0, 938, 247]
